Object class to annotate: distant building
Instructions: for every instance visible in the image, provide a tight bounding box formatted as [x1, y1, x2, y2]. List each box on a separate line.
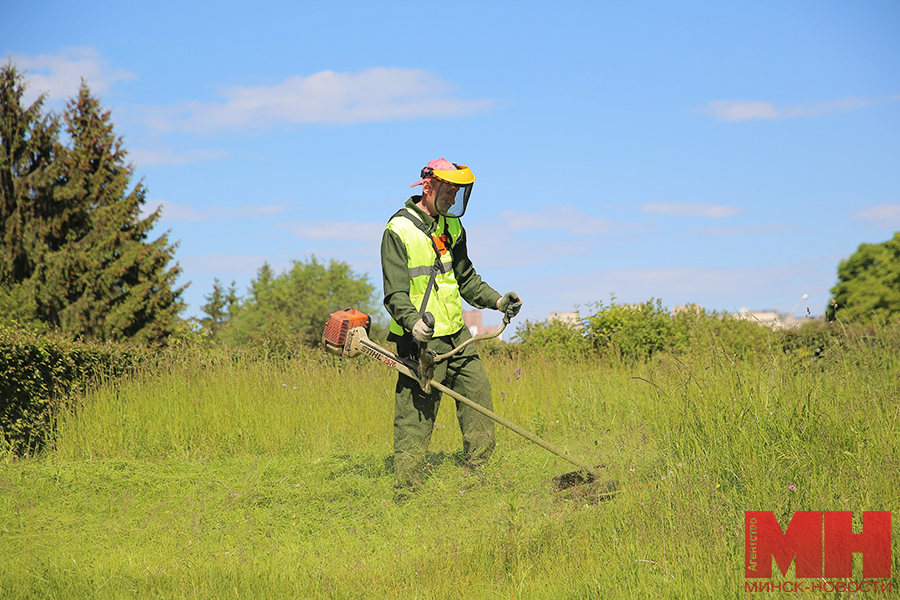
[733, 307, 812, 330]
[548, 311, 583, 328]
[463, 309, 501, 340]
[539, 305, 819, 332]
[672, 304, 703, 316]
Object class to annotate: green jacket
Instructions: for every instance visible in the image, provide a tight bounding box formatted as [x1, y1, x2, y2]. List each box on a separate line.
[381, 197, 501, 339]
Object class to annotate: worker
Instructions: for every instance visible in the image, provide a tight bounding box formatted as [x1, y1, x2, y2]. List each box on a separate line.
[381, 158, 522, 492]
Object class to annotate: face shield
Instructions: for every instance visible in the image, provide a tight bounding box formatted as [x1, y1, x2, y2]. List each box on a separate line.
[434, 180, 472, 218]
[430, 164, 475, 218]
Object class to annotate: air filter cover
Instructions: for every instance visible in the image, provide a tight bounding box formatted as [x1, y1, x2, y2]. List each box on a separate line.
[322, 308, 371, 347]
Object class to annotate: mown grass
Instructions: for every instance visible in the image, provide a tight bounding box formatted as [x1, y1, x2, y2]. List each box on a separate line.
[1, 322, 899, 598]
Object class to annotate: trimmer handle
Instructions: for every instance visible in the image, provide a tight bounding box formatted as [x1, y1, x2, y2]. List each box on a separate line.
[416, 312, 437, 392]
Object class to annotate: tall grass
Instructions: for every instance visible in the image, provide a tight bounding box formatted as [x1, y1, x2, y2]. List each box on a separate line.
[51, 348, 398, 461]
[1, 322, 898, 598]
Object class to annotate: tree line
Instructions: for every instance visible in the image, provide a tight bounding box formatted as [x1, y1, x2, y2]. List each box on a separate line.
[197, 257, 382, 350]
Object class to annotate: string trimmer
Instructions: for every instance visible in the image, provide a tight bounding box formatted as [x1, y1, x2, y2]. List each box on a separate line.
[321, 308, 617, 494]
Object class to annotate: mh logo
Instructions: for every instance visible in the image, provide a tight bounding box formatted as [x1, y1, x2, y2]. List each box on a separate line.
[745, 511, 891, 579]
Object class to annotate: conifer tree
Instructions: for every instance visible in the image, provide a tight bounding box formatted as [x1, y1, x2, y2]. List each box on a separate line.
[0, 64, 61, 322]
[49, 82, 186, 343]
[200, 278, 239, 337]
[0, 65, 187, 343]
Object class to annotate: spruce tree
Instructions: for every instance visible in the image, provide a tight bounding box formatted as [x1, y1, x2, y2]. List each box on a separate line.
[0, 63, 61, 323]
[50, 82, 186, 343]
[0, 65, 186, 343]
[200, 278, 239, 338]
[200, 278, 226, 336]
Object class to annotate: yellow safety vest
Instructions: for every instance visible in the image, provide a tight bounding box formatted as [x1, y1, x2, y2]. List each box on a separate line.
[387, 209, 465, 337]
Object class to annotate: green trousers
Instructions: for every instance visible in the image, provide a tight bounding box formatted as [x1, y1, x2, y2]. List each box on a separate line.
[393, 326, 496, 487]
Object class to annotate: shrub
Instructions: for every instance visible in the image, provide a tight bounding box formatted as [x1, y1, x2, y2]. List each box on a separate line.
[679, 309, 771, 360]
[779, 319, 841, 360]
[585, 298, 691, 360]
[780, 317, 900, 369]
[516, 299, 774, 362]
[0, 322, 146, 456]
[514, 318, 591, 359]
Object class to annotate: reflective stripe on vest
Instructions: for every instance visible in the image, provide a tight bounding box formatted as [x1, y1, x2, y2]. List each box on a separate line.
[386, 210, 464, 337]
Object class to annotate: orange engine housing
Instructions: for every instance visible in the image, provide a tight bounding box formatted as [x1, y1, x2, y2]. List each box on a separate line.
[322, 308, 371, 347]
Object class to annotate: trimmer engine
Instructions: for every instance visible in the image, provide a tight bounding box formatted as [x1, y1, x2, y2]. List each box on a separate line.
[322, 308, 370, 356]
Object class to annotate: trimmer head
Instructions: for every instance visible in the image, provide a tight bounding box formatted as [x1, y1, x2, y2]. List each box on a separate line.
[552, 465, 619, 503]
[552, 468, 597, 490]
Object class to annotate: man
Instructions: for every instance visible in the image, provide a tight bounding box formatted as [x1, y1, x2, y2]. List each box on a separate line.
[381, 158, 522, 490]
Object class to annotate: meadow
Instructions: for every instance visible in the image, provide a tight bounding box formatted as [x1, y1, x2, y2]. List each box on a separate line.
[1, 319, 898, 599]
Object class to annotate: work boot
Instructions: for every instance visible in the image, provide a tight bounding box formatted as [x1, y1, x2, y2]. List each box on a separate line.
[461, 432, 495, 469]
[393, 449, 427, 489]
[392, 485, 417, 505]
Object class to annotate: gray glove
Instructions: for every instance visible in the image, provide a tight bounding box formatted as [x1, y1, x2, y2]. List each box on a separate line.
[496, 291, 523, 319]
[412, 317, 434, 343]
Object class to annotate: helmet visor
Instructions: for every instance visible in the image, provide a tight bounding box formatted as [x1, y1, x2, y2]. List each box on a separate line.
[434, 180, 472, 218]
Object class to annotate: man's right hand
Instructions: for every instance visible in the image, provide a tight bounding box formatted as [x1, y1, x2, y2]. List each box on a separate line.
[412, 318, 434, 343]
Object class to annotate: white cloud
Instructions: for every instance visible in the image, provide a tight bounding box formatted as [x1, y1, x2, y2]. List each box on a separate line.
[853, 204, 900, 225]
[466, 224, 595, 269]
[458, 206, 657, 271]
[702, 101, 780, 122]
[641, 202, 743, 218]
[141, 200, 208, 222]
[183, 254, 274, 277]
[128, 148, 230, 167]
[141, 200, 286, 222]
[703, 223, 796, 236]
[144, 67, 495, 133]
[700, 95, 899, 122]
[285, 221, 384, 242]
[500, 206, 618, 235]
[9, 47, 135, 106]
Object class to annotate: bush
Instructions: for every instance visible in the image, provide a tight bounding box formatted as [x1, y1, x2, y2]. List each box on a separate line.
[0, 322, 146, 456]
[514, 299, 774, 362]
[514, 318, 590, 359]
[779, 320, 840, 360]
[585, 298, 691, 360]
[678, 309, 771, 360]
[780, 317, 900, 368]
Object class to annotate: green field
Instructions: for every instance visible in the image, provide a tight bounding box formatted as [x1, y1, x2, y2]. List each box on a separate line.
[1, 323, 898, 599]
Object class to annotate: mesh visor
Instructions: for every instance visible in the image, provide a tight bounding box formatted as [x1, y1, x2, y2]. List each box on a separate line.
[434, 180, 472, 218]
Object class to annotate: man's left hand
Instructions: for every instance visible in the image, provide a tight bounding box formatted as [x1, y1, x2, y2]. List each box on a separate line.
[497, 291, 523, 319]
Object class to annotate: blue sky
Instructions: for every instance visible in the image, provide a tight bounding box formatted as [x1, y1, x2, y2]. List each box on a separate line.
[4, 0, 899, 328]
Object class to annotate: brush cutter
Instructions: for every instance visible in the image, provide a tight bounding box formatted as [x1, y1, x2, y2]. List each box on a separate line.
[321, 308, 615, 493]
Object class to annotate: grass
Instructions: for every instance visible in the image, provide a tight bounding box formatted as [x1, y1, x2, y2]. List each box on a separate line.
[1, 324, 899, 598]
